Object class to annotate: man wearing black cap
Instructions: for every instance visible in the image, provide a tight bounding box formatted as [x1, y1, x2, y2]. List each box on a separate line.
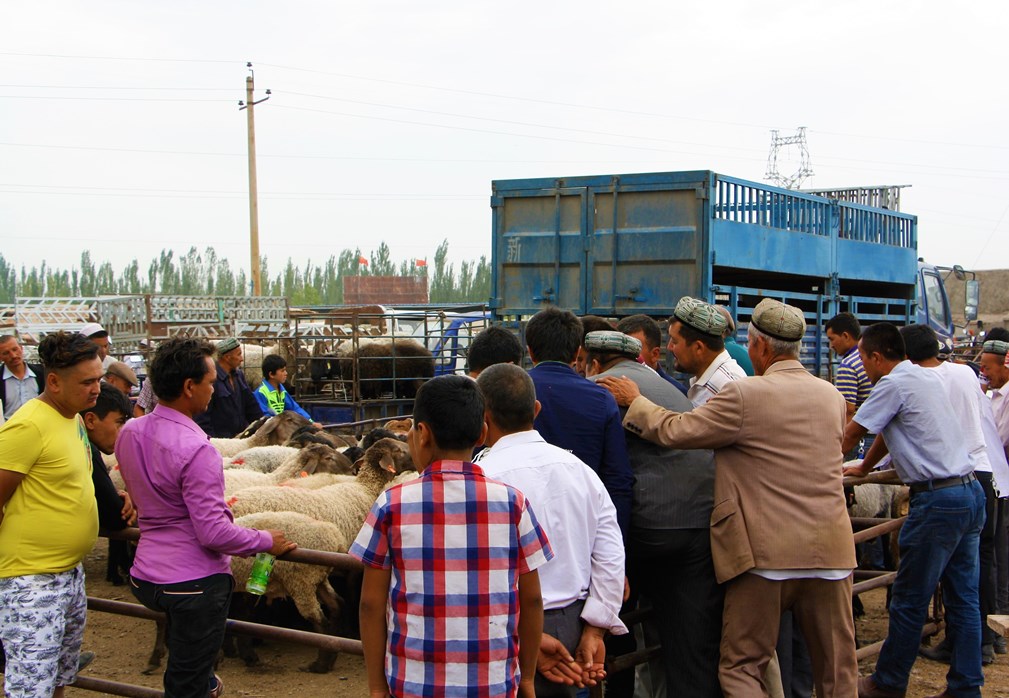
[599, 298, 857, 697]
[193, 338, 265, 438]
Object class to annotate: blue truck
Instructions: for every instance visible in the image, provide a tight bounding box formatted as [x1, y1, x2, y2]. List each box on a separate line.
[489, 170, 973, 377]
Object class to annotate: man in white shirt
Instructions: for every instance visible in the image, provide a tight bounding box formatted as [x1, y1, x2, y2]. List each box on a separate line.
[475, 363, 627, 696]
[978, 338, 1009, 655]
[902, 325, 1007, 665]
[666, 297, 747, 407]
[0, 335, 44, 419]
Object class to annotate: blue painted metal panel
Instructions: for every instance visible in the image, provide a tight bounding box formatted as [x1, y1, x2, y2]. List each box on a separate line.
[710, 220, 834, 278]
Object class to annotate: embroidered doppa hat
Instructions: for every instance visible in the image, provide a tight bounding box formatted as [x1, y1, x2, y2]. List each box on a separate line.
[983, 339, 1009, 356]
[584, 330, 642, 358]
[752, 299, 806, 342]
[673, 297, 727, 337]
[216, 337, 241, 355]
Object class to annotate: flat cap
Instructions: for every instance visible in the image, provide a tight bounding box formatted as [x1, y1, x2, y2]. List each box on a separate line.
[752, 298, 806, 341]
[983, 339, 1009, 356]
[673, 297, 727, 337]
[584, 330, 642, 357]
[105, 360, 139, 387]
[216, 337, 241, 355]
[79, 322, 108, 339]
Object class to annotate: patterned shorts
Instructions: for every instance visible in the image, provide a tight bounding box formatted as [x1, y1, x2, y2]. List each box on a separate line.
[0, 564, 87, 697]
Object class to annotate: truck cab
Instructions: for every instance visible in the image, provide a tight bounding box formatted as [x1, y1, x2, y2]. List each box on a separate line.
[916, 261, 979, 347]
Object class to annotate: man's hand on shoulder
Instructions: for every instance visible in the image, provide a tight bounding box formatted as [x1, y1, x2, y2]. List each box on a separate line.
[596, 375, 640, 407]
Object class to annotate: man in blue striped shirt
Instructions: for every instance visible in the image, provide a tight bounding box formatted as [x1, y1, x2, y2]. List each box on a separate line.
[826, 312, 872, 424]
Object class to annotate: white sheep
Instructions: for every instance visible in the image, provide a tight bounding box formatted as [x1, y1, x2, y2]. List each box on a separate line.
[223, 445, 353, 499]
[229, 439, 416, 533]
[279, 472, 357, 489]
[224, 445, 301, 472]
[211, 411, 312, 457]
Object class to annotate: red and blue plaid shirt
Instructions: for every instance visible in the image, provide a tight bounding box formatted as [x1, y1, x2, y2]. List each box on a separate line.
[350, 459, 553, 698]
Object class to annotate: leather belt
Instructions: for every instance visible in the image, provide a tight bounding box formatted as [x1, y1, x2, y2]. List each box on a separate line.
[908, 472, 976, 494]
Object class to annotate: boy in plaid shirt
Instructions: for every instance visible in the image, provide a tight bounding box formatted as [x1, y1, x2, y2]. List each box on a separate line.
[351, 375, 553, 698]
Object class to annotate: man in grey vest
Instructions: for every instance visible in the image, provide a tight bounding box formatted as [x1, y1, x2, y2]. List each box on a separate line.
[585, 329, 722, 698]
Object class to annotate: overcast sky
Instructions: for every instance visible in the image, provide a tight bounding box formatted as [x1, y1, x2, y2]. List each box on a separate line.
[2, 0, 1007, 284]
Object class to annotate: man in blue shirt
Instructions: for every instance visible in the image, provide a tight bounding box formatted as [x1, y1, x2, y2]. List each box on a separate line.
[525, 307, 633, 537]
[842, 323, 985, 698]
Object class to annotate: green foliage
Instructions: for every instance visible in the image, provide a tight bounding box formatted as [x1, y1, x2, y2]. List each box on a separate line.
[0, 241, 491, 305]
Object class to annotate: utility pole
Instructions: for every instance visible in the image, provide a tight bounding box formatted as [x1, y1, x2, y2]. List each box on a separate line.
[238, 63, 270, 295]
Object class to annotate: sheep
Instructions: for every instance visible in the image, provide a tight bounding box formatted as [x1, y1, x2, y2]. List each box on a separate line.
[223, 445, 300, 472]
[210, 411, 313, 457]
[383, 417, 413, 435]
[360, 427, 404, 451]
[349, 339, 435, 399]
[283, 424, 358, 450]
[223, 445, 354, 498]
[145, 511, 354, 675]
[229, 439, 415, 528]
[230, 512, 353, 673]
[279, 472, 356, 489]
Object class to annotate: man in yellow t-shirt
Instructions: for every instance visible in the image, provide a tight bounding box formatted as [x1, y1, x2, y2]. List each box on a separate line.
[0, 331, 103, 698]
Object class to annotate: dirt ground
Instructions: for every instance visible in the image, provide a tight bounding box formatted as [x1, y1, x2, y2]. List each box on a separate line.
[4, 540, 1008, 696]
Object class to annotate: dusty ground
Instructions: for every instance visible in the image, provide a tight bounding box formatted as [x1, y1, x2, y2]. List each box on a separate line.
[3, 541, 1008, 696]
[856, 587, 1009, 698]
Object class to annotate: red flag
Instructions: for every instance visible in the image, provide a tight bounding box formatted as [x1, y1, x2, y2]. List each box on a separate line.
[415, 259, 427, 267]
[357, 256, 368, 265]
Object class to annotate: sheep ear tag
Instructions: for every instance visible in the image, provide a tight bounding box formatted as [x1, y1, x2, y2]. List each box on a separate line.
[379, 454, 398, 473]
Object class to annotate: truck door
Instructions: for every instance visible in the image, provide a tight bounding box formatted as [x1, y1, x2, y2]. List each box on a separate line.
[492, 188, 589, 315]
[587, 184, 704, 316]
[918, 267, 953, 339]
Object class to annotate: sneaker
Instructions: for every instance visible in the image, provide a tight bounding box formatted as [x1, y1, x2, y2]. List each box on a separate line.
[995, 636, 1008, 655]
[209, 674, 225, 698]
[77, 651, 96, 671]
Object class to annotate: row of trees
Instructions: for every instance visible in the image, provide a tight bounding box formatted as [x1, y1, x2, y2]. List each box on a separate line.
[0, 241, 492, 306]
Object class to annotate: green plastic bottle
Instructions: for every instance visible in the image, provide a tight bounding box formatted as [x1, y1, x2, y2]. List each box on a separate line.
[246, 552, 275, 595]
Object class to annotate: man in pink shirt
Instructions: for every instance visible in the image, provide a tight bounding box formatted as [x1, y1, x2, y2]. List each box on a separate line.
[116, 337, 295, 698]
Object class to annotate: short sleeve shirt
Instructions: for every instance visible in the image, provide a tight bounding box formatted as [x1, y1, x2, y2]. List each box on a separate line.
[835, 346, 871, 407]
[0, 400, 98, 576]
[853, 361, 971, 483]
[350, 460, 553, 698]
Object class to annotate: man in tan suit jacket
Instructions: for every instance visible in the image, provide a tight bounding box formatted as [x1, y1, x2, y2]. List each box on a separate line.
[599, 299, 857, 698]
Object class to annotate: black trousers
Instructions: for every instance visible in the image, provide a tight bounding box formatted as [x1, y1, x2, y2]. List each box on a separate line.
[131, 573, 233, 698]
[978, 472, 998, 645]
[627, 527, 725, 698]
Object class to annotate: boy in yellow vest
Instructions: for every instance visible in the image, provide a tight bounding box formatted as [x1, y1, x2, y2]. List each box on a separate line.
[254, 355, 321, 428]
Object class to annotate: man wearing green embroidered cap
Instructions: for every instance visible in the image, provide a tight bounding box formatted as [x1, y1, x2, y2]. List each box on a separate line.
[667, 297, 747, 408]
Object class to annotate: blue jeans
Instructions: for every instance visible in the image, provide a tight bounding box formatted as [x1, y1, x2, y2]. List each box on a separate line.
[873, 480, 986, 697]
[131, 573, 233, 698]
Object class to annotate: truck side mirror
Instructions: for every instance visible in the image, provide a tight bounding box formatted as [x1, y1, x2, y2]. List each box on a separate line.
[965, 279, 979, 322]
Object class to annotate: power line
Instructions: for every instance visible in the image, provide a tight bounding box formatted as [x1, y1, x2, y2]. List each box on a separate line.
[271, 103, 769, 160]
[278, 89, 766, 154]
[0, 84, 233, 91]
[0, 51, 236, 64]
[0, 95, 230, 102]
